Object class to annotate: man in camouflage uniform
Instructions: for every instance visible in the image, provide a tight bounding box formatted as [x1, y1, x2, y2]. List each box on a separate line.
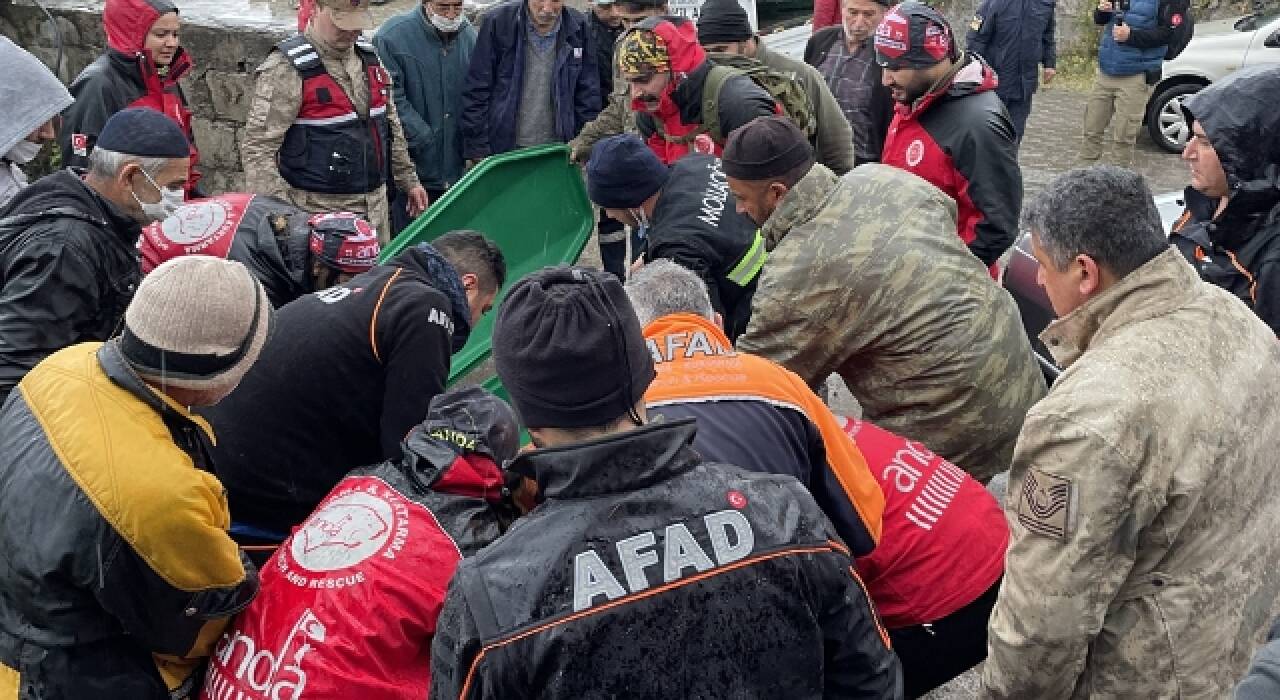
[982, 166, 1280, 698]
[726, 115, 1045, 483]
[241, 0, 427, 242]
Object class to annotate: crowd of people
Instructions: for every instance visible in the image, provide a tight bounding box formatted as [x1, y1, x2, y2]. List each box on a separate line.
[1, 0, 1280, 695]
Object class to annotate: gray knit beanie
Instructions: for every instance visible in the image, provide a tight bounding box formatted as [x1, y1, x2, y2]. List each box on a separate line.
[120, 256, 273, 397]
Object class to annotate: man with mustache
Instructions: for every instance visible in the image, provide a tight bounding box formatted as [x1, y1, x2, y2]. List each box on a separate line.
[616, 15, 776, 164]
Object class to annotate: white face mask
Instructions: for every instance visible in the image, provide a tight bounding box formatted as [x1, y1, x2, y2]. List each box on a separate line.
[429, 10, 465, 32]
[5, 140, 42, 164]
[131, 168, 185, 222]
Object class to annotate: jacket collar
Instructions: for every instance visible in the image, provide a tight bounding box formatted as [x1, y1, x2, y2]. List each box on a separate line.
[1040, 247, 1203, 368]
[510, 418, 701, 500]
[7, 169, 143, 250]
[391, 244, 474, 351]
[96, 339, 217, 444]
[761, 163, 839, 250]
[642, 313, 734, 357]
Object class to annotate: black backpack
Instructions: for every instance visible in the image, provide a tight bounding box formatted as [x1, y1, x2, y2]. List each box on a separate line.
[1165, 7, 1195, 60]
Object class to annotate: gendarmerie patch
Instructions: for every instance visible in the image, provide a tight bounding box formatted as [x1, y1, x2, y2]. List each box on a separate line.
[1017, 468, 1072, 541]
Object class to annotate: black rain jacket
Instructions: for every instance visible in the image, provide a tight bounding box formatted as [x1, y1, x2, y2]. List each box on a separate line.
[647, 154, 761, 341]
[429, 419, 903, 700]
[202, 244, 471, 535]
[0, 169, 141, 406]
[1171, 65, 1280, 335]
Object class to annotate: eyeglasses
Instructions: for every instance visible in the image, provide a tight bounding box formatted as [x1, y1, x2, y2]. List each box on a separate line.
[432, 2, 465, 10]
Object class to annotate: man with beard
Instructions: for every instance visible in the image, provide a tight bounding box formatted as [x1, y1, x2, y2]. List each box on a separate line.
[876, 2, 1022, 276]
[241, 0, 428, 242]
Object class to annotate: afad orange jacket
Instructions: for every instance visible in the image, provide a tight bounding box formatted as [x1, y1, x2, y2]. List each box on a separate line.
[643, 313, 884, 553]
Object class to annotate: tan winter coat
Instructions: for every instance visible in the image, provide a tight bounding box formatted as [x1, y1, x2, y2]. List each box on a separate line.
[982, 247, 1280, 699]
[737, 163, 1045, 482]
[240, 27, 420, 242]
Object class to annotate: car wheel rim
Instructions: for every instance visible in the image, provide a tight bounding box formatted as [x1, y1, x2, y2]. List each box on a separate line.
[1159, 96, 1190, 148]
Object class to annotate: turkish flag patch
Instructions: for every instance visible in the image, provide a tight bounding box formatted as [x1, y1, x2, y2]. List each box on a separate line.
[1171, 13, 1183, 26]
[71, 133, 89, 157]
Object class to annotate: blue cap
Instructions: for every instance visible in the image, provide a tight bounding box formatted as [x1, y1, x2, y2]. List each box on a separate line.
[586, 134, 670, 209]
[95, 107, 190, 158]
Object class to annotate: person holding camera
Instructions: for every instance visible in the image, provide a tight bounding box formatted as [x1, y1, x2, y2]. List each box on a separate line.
[1079, 0, 1189, 166]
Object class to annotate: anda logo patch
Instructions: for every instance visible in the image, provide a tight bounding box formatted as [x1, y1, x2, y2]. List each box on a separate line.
[1016, 468, 1072, 541]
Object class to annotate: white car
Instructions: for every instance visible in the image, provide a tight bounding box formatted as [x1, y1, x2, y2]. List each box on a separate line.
[1146, 9, 1280, 152]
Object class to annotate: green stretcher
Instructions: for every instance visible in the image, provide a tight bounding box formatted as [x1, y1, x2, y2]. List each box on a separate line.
[379, 144, 594, 392]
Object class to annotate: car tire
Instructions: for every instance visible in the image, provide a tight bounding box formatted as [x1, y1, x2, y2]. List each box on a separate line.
[1146, 83, 1204, 153]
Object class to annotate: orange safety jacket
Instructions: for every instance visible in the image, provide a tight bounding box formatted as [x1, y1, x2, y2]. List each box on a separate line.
[642, 312, 884, 554]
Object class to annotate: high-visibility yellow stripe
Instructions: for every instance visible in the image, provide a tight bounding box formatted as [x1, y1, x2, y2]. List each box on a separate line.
[727, 230, 767, 286]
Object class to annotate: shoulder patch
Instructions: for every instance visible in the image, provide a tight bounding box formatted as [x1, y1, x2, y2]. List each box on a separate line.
[970, 14, 984, 31]
[1016, 468, 1072, 541]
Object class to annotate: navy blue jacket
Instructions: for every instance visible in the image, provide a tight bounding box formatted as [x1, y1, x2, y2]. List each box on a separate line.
[461, 0, 601, 159]
[1095, 0, 1182, 76]
[374, 6, 477, 190]
[965, 0, 1057, 103]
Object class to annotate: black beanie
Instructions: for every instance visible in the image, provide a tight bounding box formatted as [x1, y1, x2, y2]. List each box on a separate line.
[493, 266, 656, 429]
[587, 134, 670, 209]
[95, 107, 191, 158]
[697, 0, 753, 44]
[722, 115, 815, 181]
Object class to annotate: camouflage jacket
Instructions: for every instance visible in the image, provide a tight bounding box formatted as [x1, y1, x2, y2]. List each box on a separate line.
[982, 248, 1280, 699]
[737, 163, 1044, 482]
[240, 27, 420, 242]
[568, 32, 634, 162]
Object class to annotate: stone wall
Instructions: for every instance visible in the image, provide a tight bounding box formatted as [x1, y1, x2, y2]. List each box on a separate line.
[2, 1, 288, 193]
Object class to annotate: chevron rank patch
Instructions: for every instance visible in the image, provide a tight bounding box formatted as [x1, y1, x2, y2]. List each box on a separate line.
[969, 14, 984, 31]
[1016, 468, 1072, 541]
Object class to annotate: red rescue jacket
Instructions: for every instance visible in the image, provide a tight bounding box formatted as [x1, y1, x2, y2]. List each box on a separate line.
[201, 424, 517, 700]
[881, 54, 1021, 277]
[62, 0, 201, 196]
[840, 417, 1008, 628]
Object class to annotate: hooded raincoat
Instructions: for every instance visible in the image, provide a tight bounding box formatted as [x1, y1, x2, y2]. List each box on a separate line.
[0, 38, 74, 209]
[1171, 65, 1280, 335]
[61, 0, 201, 196]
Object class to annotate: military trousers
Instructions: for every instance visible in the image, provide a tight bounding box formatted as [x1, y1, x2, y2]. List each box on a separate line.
[1079, 71, 1152, 166]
